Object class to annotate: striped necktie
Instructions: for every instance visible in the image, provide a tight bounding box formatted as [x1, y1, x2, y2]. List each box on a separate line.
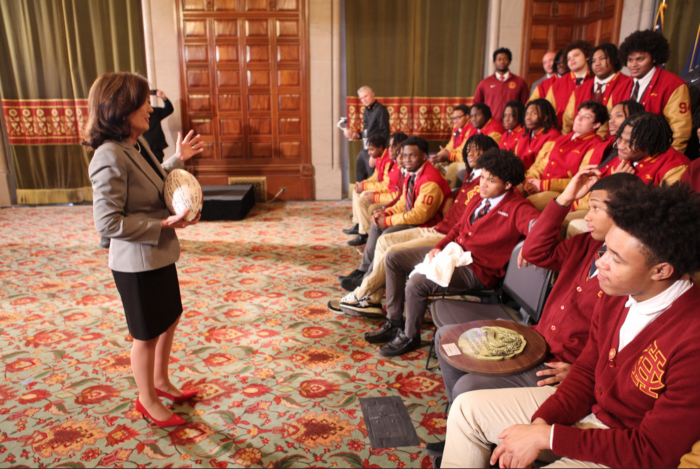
[576, 77, 583, 86]
[589, 245, 607, 279]
[594, 83, 604, 103]
[630, 81, 640, 101]
[470, 200, 491, 224]
[405, 174, 416, 211]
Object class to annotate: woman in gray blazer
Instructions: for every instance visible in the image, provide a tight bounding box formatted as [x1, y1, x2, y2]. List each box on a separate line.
[84, 72, 203, 428]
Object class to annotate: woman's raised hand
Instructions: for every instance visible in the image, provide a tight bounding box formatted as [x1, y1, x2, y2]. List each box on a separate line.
[176, 130, 204, 162]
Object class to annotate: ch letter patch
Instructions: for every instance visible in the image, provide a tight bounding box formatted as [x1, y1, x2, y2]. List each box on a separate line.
[631, 340, 666, 399]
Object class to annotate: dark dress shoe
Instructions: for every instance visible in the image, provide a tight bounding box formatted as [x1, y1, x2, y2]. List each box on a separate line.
[340, 275, 363, 292]
[364, 321, 403, 344]
[426, 440, 445, 457]
[100, 237, 110, 248]
[338, 269, 365, 281]
[379, 330, 421, 357]
[343, 224, 360, 235]
[432, 456, 441, 469]
[347, 234, 368, 246]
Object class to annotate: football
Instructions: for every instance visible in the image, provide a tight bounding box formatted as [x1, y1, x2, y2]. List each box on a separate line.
[163, 169, 203, 222]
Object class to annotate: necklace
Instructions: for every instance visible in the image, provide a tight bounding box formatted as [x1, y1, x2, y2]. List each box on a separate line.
[134, 141, 141, 153]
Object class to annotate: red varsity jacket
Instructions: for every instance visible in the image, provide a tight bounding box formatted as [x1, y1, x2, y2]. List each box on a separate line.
[599, 147, 689, 186]
[522, 200, 603, 364]
[473, 73, 529, 123]
[435, 189, 540, 287]
[384, 162, 452, 228]
[434, 174, 481, 235]
[530, 74, 558, 101]
[514, 127, 561, 170]
[499, 125, 524, 152]
[546, 71, 592, 128]
[618, 67, 692, 153]
[533, 285, 700, 468]
[681, 158, 700, 192]
[361, 149, 391, 191]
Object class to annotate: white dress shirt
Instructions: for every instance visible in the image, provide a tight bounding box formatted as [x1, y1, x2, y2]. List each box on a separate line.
[473, 190, 507, 215]
[632, 66, 656, 101]
[594, 73, 615, 94]
[496, 71, 511, 82]
[469, 169, 482, 183]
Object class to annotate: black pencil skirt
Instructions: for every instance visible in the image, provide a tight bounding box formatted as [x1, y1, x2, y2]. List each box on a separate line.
[112, 263, 183, 341]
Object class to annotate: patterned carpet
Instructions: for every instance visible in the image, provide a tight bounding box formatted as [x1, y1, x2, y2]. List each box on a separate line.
[0, 202, 444, 468]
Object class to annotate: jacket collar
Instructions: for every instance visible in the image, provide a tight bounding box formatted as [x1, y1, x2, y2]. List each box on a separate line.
[116, 138, 166, 194]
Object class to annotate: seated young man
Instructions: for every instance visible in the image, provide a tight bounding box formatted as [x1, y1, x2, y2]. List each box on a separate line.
[441, 182, 700, 469]
[333, 135, 499, 316]
[499, 101, 526, 152]
[546, 40, 593, 128]
[430, 105, 472, 186]
[443, 103, 505, 188]
[514, 99, 561, 170]
[342, 136, 452, 285]
[346, 134, 389, 244]
[597, 112, 689, 185]
[345, 132, 408, 243]
[561, 43, 632, 137]
[428, 171, 644, 462]
[618, 29, 692, 153]
[365, 149, 539, 358]
[524, 100, 607, 210]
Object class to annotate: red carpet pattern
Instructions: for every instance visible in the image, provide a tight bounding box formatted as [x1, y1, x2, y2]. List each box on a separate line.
[0, 202, 445, 468]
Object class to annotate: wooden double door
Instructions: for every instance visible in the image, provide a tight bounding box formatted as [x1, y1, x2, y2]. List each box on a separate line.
[177, 0, 311, 200]
[520, 0, 624, 87]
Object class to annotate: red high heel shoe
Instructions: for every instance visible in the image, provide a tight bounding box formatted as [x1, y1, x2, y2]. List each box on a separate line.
[155, 388, 198, 404]
[134, 399, 186, 428]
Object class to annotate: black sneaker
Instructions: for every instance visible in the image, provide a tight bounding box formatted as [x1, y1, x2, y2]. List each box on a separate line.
[339, 293, 384, 318]
[342, 224, 360, 235]
[432, 456, 441, 469]
[379, 330, 421, 357]
[426, 440, 445, 457]
[340, 275, 363, 292]
[338, 269, 365, 281]
[364, 320, 402, 344]
[347, 234, 368, 246]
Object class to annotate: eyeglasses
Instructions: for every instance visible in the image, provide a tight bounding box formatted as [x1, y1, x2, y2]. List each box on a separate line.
[450, 115, 465, 121]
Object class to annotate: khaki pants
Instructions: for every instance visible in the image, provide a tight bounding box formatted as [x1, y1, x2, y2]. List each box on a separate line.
[527, 191, 561, 212]
[353, 227, 445, 303]
[352, 191, 383, 235]
[566, 210, 588, 238]
[442, 387, 609, 469]
[445, 162, 466, 189]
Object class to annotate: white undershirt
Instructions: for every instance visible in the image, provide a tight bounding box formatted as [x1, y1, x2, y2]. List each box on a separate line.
[632, 66, 656, 101]
[473, 190, 506, 214]
[469, 169, 482, 182]
[496, 71, 511, 82]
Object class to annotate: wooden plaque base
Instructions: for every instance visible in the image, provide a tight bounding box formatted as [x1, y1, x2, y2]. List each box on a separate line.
[439, 320, 548, 377]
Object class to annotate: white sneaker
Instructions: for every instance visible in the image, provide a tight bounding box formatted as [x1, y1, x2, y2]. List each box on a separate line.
[340, 296, 384, 317]
[340, 292, 359, 305]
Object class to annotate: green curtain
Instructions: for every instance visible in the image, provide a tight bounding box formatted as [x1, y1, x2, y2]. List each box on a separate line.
[662, 0, 700, 76]
[0, 0, 146, 204]
[344, 0, 488, 180]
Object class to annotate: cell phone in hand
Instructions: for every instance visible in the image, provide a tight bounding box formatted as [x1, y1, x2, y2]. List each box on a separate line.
[150, 89, 157, 95]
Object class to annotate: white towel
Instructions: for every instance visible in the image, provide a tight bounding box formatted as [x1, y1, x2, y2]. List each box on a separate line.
[409, 242, 473, 287]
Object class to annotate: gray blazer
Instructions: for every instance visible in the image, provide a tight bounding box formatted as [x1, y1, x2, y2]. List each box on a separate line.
[89, 137, 185, 273]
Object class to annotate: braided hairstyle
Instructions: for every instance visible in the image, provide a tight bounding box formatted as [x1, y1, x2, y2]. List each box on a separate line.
[617, 112, 673, 157]
[503, 100, 526, 128]
[525, 98, 559, 133]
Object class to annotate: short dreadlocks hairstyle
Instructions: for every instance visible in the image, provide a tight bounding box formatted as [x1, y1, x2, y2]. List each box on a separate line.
[390, 132, 408, 148]
[606, 183, 700, 277]
[503, 101, 526, 127]
[618, 29, 671, 66]
[579, 100, 609, 125]
[367, 133, 386, 150]
[525, 99, 559, 132]
[614, 99, 645, 120]
[589, 43, 622, 73]
[470, 103, 492, 124]
[462, 134, 500, 170]
[476, 149, 526, 187]
[563, 40, 593, 63]
[617, 112, 673, 157]
[403, 136, 429, 154]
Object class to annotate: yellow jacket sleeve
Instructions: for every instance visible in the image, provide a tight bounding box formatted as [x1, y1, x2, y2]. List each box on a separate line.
[545, 87, 557, 113]
[361, 168, 380, 190]
[376, 189, 399, 204]
[385, 182, 444, 227]
[664, 85, 692, 153]
[561, 94, 576, 135]
[680, 440, 700, 468]
[487, 130, 503, 144]
[543, 176, 572, 193]
[661, 165, 688, 186]
[447, 135, 469, 162]
[526, 141, 556, 179]
[529, 87, 541, 102]
[580, 148, 595, 168]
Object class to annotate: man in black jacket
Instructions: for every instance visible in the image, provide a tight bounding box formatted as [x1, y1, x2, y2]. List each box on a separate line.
[142, 90, 175, 163]
[344, 86, 390, 182]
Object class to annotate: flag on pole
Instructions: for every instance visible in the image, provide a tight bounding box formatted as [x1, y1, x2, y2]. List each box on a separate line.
[654, 0, 666, 33]
[681, 23, 700, 77]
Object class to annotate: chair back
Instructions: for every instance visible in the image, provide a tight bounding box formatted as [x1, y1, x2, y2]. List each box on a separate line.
[502, 241, 552, 324]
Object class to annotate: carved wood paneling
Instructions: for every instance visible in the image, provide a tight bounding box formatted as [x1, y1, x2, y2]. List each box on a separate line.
[520, 0, 624, 88]
[177, 0, 310, 200]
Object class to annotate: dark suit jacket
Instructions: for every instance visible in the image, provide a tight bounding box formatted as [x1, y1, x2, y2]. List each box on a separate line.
[142, 98, 174, 162]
